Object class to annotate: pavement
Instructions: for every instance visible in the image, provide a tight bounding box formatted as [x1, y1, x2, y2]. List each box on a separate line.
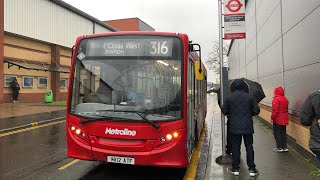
[203, 94, 320, 180]
[0, 102, 66, 132]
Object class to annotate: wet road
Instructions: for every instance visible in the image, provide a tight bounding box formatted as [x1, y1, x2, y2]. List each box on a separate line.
[80, 163, 185, 180]
[0, 121, 186, 180]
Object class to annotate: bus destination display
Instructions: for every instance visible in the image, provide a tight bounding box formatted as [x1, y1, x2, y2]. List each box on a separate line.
[86, 38, 174, 57]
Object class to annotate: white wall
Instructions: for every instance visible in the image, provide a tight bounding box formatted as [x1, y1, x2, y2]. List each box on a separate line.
[4, 0, 113, 48]
[227, 0, 320, 112]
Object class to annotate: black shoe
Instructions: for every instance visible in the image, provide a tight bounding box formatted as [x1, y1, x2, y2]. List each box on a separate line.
[229, 168, 239, 176]
[249, 169, 259, 177]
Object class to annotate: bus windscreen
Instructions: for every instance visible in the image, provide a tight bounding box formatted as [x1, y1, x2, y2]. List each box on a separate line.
[70, 35, 183, 122]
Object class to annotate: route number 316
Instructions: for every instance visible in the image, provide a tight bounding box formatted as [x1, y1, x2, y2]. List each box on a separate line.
[150, 41, 168, 55]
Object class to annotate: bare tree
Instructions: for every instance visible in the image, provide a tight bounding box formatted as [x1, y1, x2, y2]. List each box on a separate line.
[205, 41, 229, 74]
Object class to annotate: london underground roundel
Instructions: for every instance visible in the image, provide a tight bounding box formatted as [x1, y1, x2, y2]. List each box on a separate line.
[226, 0, 243, 13]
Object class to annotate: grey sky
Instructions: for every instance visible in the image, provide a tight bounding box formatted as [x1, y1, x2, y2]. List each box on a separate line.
[63, 0, 219, 82]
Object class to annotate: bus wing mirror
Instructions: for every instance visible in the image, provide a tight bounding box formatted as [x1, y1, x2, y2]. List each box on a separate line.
[194, 61, 204, 80]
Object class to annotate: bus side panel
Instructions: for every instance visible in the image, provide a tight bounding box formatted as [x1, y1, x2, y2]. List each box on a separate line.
[67, 37, 82, 113]
[181, 34, 189, 125]
[195, 99, 207, 139]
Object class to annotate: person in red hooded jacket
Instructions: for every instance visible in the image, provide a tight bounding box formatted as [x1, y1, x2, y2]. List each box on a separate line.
[271, 86, 289, 152]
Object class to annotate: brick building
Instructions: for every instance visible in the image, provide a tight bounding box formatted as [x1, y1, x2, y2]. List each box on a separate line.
[104, 18, 155, 31]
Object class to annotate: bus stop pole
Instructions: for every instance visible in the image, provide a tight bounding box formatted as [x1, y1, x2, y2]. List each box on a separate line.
[216, 0, 232, 164]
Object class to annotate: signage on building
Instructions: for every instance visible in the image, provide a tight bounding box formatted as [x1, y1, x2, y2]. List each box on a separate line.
[223, 0, 246, 39]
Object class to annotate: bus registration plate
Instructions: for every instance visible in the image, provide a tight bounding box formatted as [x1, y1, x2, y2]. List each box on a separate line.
[107, 156, 135, 165]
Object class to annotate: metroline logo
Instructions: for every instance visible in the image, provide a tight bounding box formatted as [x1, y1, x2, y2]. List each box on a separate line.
[105, 127, 137, 136]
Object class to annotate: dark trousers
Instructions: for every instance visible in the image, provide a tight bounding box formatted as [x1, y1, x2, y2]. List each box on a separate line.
[316, 152, 320, 166]
[226, 119, 232, 154]
[273, 124, 287, 149]
[231, 134, 256, 171]
[13, 91, 19, 101]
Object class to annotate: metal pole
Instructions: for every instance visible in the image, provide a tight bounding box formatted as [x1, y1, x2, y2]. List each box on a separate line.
[216, 0, 231, 164]
[218, 0, 226, 157]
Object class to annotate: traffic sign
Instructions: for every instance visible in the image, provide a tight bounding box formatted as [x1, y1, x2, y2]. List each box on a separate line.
[223, 0, 246, 39]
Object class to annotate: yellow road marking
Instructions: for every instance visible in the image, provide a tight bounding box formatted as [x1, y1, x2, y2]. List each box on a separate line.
[0, 120, 65, 137]
[58, 159, 80, 170]
[183, 125, 207, 180]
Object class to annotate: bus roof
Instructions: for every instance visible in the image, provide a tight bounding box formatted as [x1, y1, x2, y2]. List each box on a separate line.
[75, 31, 188, 41]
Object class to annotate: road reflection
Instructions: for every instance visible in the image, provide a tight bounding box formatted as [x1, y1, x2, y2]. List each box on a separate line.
[80, 163, 185, 180]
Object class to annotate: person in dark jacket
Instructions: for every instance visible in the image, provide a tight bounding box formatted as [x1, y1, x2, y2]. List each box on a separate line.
[221, 78, 260, 177]
[271, 87, 289, 152]
[10, 78, 20, 103]
[300, 90, 320, 166]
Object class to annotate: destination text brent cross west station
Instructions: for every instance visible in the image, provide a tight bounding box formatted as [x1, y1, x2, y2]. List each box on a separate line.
[66, 31, 207, 167]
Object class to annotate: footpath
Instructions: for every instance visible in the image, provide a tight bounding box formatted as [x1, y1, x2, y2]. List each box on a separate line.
[200, 94, 319, 180]
[0, 103, 66, 133]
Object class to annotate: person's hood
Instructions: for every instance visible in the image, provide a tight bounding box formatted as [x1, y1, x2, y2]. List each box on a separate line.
[274, 86, 284, 97]
[231, 79, 248, 93]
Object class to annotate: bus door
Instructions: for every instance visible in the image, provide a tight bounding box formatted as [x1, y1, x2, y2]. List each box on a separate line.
[187, 59, 195, 158]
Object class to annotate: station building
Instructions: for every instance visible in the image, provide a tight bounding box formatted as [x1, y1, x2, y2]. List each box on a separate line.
[227, 1, 320, 155]
[0, 0, 117, 103]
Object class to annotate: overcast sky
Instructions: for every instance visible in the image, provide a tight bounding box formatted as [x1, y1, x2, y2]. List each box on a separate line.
[63, 0, 220, 82]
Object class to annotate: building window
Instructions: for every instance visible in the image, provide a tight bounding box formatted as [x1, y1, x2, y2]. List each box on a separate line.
[60, 79, 67, 89]
[4, 75, 17, 87]
[22, 76, 34, 88]
[38, 77, 48, 88]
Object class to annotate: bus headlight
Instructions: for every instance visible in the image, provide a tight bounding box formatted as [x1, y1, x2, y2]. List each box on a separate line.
[160, 131, 180, 143]
[155, 130, 182, 150]
[68, 124, 88, 143]
[166, 134, 173, 141]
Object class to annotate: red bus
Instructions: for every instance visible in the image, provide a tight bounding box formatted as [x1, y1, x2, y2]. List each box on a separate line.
[66, 32, 207, 167]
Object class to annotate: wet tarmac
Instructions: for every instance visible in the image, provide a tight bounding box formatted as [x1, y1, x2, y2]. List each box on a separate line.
[0, 120, 186, 180]
[80, 163, 185, 180]
[0, 121, 68, 179]
[0, 110, 65, 131]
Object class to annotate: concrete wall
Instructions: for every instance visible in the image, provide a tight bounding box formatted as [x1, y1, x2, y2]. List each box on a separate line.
[139, 19, 155, 31]
[227, 0, 320, 154]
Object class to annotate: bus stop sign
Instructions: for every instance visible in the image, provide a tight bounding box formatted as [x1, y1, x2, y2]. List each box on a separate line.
[226, 0, 243, 13]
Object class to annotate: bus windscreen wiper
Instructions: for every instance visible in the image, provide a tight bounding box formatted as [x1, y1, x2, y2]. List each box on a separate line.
[80, 115, 129, 124]
[96, 110, 160, 129]
[135, 112, 160, 129]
